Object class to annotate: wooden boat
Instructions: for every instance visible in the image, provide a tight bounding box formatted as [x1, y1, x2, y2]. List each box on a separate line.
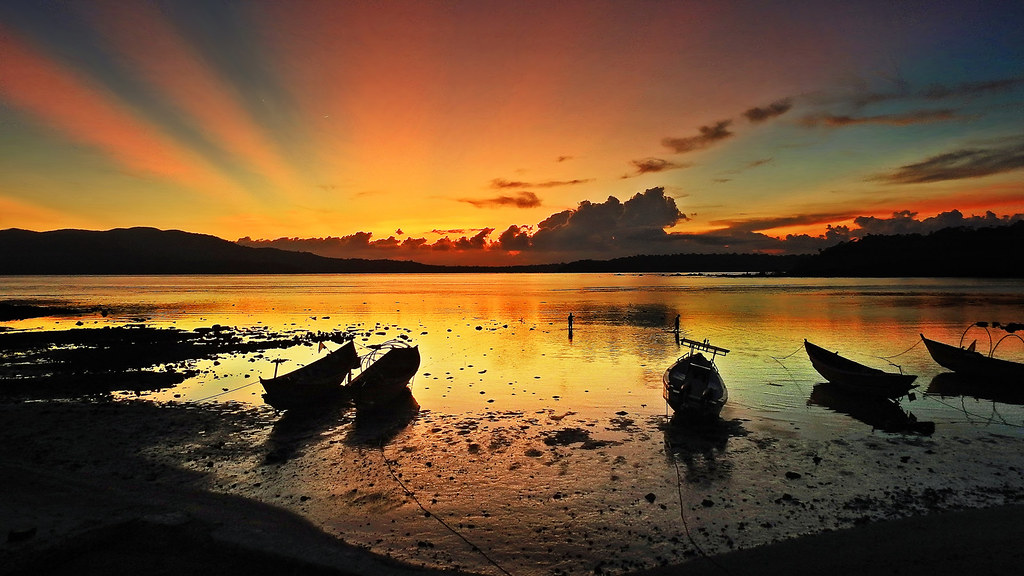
[663, 338, 730, 419]
[348, 342, 421, 412]
[261, 340, 360, 410]
[921, 334, 1024, 379]
[804, 340, 917, 399]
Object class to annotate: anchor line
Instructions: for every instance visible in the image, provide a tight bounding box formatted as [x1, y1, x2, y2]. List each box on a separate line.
[193, 380, 260, 403]
[375, 445, 514, 576]
[665, 437, 734, 576]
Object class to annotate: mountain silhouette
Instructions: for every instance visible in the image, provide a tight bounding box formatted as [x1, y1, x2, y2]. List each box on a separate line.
[0, 227, 438, 274]
[0, 223, 1020, 276]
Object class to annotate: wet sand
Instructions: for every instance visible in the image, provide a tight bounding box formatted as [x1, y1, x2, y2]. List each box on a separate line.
[2, 309, 1023, 575]
[2, 398, 1022, 576]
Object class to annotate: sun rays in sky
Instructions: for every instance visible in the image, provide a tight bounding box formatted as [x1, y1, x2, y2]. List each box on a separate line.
[1, 0, 1022, 264]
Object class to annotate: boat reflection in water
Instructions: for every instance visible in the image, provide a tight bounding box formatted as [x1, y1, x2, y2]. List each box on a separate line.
[926, 372, 1024, 406]
[808, 383, 934, 435]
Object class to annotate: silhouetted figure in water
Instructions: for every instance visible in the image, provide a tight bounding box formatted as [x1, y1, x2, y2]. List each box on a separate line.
[674, 314, 680, 334]
[568, 312, 574, 340]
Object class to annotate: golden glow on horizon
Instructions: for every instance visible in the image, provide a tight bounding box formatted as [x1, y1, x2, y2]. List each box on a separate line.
[0, 2, 1021, 263]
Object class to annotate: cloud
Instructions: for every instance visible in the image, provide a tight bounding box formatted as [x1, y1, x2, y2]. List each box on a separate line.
[853, 209, 1024, 236]
[923, 76, 1024, 100]
[626, 157, 688, 176]
[528, 187, 687, 253]
[662, 120, 733, 153]
[804, 109, 959, 127]
[829, 75, 1024, 110]
[743, 99, 793, 123]
[875, 140, 1024, 184]
[460, 191, 542, 208]
[490, 178, 591, 189]
[237, 205, 1024, 265]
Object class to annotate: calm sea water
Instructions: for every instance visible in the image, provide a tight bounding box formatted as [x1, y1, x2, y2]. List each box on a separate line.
[3, 273, 1023, 435]
[6, 273, 1024, 575]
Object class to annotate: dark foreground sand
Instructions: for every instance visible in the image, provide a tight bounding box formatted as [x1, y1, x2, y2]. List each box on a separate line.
[4, 456, 1021, 576]
[1, 400, 1021, 576]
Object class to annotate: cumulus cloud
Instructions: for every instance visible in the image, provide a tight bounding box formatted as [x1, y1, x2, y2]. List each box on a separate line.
[460, 191, 542, 208]
[743, 99, 793, 123]
[662, 120, 733, 153]
[527, 187, 687, 254]
[497, 225, 532, 251]
[875, 140, 1024, 184]
[853, 210, 1024, 235]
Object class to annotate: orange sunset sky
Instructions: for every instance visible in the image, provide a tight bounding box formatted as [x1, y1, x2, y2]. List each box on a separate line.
[1, 0, 1022, 265]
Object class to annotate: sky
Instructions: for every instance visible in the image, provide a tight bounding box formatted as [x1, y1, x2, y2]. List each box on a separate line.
[1, 0, 1023, 265]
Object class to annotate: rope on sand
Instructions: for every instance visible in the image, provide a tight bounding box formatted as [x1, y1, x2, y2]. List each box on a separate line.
[665, 437, 734, 576]
[376, 445, 514, 576]
[193, 380, 260, 403]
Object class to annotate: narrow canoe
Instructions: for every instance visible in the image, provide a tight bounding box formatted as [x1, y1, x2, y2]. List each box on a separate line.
[804, 340, 917, 399]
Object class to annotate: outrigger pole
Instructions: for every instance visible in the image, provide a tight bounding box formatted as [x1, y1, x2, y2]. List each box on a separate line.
[679, 337, 730, 361]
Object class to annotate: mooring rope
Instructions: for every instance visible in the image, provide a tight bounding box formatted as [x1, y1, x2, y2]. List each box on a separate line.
[665, 437, 734, 576]
[193, 379, 260, 403]
[769, 345, 805, 395]
[375, 445, 514, 576]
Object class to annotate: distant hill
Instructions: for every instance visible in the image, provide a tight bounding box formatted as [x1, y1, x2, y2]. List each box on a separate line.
[789, 221, 1024, 277]
[0, 227, 440, 274]
[0, 224, 1020, 276]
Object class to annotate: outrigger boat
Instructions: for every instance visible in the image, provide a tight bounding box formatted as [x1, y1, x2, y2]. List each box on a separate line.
[260, 340, 360, 411]
[804, 340, 917, 399]
[261, 339, 420, 412]
[922, 323, 1024, 379]
[663, 337, 730, 419]
[348, 341, 421, 412]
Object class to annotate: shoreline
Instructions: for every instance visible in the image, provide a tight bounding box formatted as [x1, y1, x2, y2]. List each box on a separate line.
[2, 398, 1022, 576]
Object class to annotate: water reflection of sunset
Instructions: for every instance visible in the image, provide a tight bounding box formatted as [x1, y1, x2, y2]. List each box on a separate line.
[3, 273, 1022, 430]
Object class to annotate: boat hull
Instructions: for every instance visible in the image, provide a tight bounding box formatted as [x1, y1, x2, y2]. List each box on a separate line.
[922, 335, 1024, 379]
[663, 352, 727, 419]
[261, 341, 360, 411]
[804, 340, 917, 399]
[349, 345, 421, 412]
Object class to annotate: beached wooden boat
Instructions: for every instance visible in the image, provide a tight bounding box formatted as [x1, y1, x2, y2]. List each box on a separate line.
[261, 340, 359, 410]
[348, 342, 421, 412]
[804, 340, 917, 398]
[663, 338, 730, 419]
[921, 334, 1024, 379]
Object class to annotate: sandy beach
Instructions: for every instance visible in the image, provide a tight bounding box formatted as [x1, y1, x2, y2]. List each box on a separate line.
[2, 397, 1022, 576]
[2, 288, 1023, 575]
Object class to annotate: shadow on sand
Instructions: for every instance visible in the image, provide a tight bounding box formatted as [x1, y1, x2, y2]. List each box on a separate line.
[661, 415, 748, 485]
[808, 383, 935, 435]
[345, 388, 420, 447]
[263, 400, 355, 464]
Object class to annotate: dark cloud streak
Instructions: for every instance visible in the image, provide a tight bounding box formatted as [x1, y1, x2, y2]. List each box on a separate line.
[743, 99, 793, 123]
[662, 120, 733, 153]
[876, 140, 1024, 184]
